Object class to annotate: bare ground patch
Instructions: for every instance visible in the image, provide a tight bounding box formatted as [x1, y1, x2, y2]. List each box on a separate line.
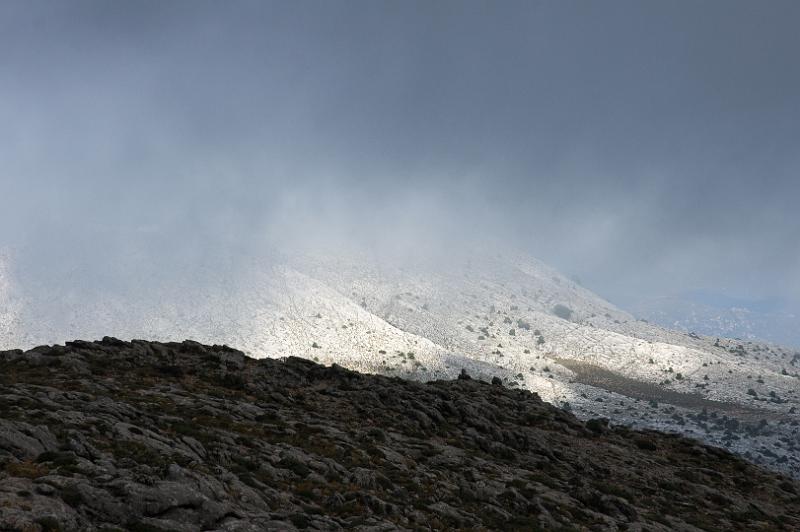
[556, 359, 780, 422]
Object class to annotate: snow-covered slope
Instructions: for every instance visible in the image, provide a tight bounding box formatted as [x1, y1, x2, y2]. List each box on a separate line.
[0, 253, 22, 349]
[1, 247, 798, 476]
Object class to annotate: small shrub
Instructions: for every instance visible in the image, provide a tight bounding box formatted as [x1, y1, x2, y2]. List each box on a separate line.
[635, 438, 657, 451]
[60, 485, 84, 507]
[35, 517, 62, 532]
[552, 304, 573, 321]
[5, 461, 48, 479]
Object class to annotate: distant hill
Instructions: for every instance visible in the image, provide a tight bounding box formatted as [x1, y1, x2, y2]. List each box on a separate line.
[629, 292, 800, 349]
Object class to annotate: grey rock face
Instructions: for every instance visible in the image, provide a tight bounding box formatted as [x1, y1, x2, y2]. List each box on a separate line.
[0, 421, 59, 460]
[0, 338, 799, 531]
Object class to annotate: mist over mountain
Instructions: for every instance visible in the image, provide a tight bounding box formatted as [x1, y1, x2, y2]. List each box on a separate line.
[2, 0, 800, 315]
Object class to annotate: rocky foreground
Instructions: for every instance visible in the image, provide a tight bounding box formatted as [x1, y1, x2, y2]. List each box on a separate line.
[1, 339, 799, 531]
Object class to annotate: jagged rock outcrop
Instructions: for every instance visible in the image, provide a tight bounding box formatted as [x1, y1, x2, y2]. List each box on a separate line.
[1, 338, 798, 531]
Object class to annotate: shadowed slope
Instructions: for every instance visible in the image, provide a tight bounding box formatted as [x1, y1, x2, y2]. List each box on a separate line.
[1, 338, 799, 530]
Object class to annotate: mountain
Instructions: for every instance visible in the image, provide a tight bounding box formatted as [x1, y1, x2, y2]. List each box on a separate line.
[2, 339, 799, 531]
[628, 292, 800, 349]
[1, 247, 799, 477]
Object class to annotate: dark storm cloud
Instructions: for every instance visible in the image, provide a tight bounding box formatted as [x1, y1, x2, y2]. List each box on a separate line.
[1, 0, 799, 306]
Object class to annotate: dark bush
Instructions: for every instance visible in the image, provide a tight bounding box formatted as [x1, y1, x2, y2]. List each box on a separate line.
[552, 304, 573, 321]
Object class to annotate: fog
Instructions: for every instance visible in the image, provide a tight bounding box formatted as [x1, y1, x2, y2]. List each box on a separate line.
[2, 0, 799, 322]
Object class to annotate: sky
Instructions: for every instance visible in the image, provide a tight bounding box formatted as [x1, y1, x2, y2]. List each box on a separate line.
[2, 0, 799, 311]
